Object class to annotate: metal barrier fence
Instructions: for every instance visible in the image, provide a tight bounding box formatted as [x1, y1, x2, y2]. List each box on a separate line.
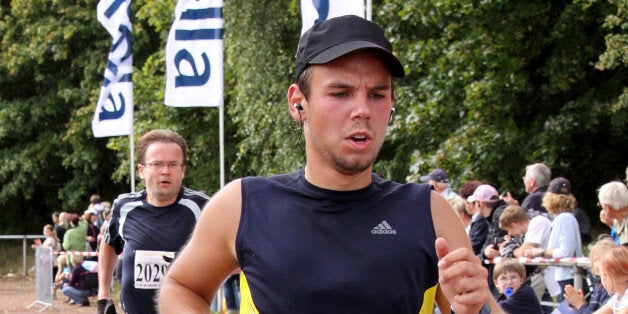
[0, 235, 43, 276]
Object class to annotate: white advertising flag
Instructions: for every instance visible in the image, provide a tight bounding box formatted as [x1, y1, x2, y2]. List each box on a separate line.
[165, 0, 224, 107]
[92, 0, 134, 138]
[301, 0, 365, 35]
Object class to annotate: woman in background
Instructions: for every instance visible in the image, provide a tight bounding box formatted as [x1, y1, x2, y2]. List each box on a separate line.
[525, 177, 583, 300]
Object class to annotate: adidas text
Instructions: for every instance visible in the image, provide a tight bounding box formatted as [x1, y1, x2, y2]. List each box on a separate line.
[371, 220, 397, 235]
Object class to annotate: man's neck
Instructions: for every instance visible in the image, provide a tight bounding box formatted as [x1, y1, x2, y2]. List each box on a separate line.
[146, 194, 178, 207]
[304, 164, 373, 191]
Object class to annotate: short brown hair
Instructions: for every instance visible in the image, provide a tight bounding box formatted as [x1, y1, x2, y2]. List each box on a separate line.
[493, 258, 526, 281]
[499, 205, 529, 229]
[137, 129, 188, 165]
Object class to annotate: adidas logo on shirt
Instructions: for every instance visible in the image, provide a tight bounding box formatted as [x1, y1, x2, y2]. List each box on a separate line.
[371, 220, 397, 235]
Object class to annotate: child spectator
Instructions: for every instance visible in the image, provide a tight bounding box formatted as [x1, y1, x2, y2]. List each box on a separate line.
[31, 224, 60, 281]
[595, 245, 628, 314]
[556, 237, 616, 313]
[53, 254, 71, 298]
[449, 195, 472, 234]
[493, 258, 543, 314]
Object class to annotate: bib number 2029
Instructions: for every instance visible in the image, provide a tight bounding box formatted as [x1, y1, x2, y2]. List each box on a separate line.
[134, 250, 175, 289]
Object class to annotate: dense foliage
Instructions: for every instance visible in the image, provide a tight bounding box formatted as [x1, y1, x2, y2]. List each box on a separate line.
[0, 0, 625, 233]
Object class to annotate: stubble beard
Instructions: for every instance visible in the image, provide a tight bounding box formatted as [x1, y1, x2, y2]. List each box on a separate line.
[329, 153, 377, 176]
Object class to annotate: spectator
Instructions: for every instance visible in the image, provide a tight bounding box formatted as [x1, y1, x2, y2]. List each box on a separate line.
[31, 224, 60, 251]
[555, 238, 616, 313]
[450, 195, 472, 234]
[55, 212, 69, 249]
[96, 207, 111, 251]
[525, 177, 584, 301]
[62, 213, 87, 266]
[459, 180, 484, 210]
[158, 15, 499, 314]
[468, 196, 490, 256]
[53, 254, 70, 298]
[88, 194, 105, 229]
[493, 258, 543, 314]
[420, 168, 458, 200]
[499, 205, 558, 302]
[97, 129, 210, 314]
[459, 180, 484, 239]
[474, 184, 509, 262]
[469, 184, 508, 296]
[31, 224, 61, 282]
[61, 254, 96, 307]
[594, 245, 628, 314]
[52, 212, 60, 230]
[573, 199, 592, 244]
[597, 181, 628, 245]
[503, 163, 551, 213]
[83, 209, 99, 253]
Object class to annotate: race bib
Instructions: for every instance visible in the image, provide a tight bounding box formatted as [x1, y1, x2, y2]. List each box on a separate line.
[134, 250, 175, 289]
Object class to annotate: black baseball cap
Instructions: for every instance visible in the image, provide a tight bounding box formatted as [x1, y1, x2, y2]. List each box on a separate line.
[419, 168, 450, 183]
[548, 177, 571, 195]
[294, 15, 405, 81]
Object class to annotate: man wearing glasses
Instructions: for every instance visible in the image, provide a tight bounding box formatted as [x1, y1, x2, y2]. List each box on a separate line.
[97, 129, 210, 314]
[502, 163, 551, 214]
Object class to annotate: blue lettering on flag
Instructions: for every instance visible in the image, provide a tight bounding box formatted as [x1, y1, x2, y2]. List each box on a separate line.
[173, 50, 210, 87]
[175, 29, 222, 40]
[103, 0, 126, 18]
[180, 7, 222, 19]
[112, 25, 133, 62]
[98, 93, 126, 120]
[313, 0, 329, 24]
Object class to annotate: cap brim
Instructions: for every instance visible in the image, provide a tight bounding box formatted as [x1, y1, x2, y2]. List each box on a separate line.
[467, 196, 477, 203]
[419, 175, 431, 182]
[309, 40, 405, 78]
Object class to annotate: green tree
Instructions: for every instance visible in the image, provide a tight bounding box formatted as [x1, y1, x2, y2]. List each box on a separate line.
[1, 0, 626, 234]
[376, 0, 627, 217]
[0, 0, 126, 232]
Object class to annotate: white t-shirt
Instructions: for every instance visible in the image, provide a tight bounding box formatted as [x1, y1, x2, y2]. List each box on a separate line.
[525, 215, 561, 296]
[525, 215, 551, 249]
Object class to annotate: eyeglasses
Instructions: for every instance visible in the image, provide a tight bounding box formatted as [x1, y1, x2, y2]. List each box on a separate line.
[143, 161, 184, 170]
[497, 274, 522, 283]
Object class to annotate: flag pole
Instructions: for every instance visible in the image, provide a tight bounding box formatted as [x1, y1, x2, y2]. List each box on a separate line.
[366, 0, 372, 20]
[129, 130, 135, 192]
[219, 104, 225, 188]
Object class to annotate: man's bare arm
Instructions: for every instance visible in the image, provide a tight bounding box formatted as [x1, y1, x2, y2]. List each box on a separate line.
[97, 243, 118, 300]
[158, 180, 242, 312]
[513, 242, 539, 258]
[430, 191, 503, 314]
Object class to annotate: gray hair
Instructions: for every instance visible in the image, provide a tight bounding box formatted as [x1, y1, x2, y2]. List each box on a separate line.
[525, 163, 551, 187]
[598, 181, 628, 210]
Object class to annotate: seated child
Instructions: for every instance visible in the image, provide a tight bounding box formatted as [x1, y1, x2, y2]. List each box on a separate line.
[493, 258, 543, 314]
